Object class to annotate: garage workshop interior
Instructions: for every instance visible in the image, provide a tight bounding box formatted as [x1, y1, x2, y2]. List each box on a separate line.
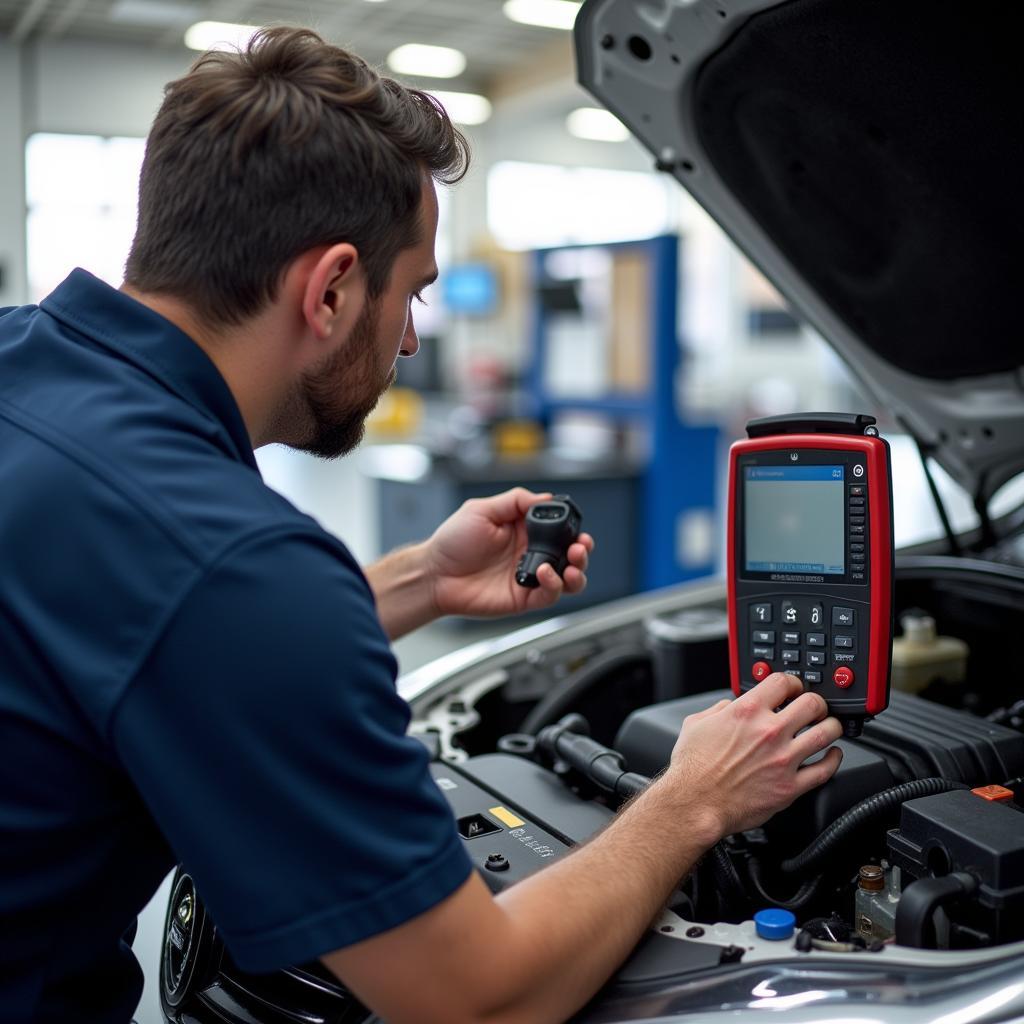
[1, 1, 1023, 1023]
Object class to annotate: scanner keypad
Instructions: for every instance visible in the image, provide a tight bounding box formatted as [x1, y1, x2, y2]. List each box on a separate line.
[746, 595, 866, 691]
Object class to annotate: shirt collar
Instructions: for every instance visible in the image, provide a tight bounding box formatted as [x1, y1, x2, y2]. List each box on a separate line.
[41, 269, 258, 471]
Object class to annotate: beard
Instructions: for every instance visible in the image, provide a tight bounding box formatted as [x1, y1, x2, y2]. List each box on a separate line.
[289, 298, 397, 460]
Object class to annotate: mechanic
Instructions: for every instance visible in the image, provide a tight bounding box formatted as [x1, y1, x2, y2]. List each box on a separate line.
[0, 27, 844, 1024]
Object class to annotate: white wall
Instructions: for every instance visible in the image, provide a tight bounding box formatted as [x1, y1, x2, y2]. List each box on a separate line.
[28, 38, 191, 138]
[0, 42, 26, 306]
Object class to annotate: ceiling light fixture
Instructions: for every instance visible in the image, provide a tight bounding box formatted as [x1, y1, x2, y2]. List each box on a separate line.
[566, 107, 630, 142]
[184, 20, 258, 52]
[387, 44, 467, 79]
[109, 0, 202, 26]
[427, 90, 492, 126]
[502, 0, 582, 30]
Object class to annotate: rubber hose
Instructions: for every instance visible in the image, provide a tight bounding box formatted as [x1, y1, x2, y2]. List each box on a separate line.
[747, 855, 822, 911]
[780, 778, 968, 876]
[894, 871, 977, 948]
[521, 646, 650, 735]
[710, 842, 749, 917]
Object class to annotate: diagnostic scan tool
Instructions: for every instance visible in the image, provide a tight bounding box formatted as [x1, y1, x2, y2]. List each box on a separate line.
[727, 414, 894, 736]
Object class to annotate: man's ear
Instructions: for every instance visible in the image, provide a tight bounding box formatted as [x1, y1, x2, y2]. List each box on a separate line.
[300, 242, 363, 341]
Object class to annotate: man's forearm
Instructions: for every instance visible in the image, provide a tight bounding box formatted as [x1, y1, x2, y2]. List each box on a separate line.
[327, 767, 721, 1024]
[363, 542, 438, 640]
[483, 771, 721, 1023]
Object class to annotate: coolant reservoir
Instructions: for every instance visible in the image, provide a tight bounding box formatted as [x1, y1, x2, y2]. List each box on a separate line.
[890, 610, 968, 694]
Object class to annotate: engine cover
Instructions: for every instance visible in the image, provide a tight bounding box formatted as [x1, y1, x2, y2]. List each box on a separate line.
[615, 690, 1024, 851]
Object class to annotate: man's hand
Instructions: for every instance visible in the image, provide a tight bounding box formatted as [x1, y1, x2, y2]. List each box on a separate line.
[364, 487, 594, 640]
[669, 672, 844, 836]
[426, 487, 594, 619]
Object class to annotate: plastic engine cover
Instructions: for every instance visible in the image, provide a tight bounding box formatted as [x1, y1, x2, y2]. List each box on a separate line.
[889, 789, 1024, 944]
[615, 690, 1024, 852]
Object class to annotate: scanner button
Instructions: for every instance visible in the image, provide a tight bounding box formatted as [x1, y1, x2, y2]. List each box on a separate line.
[850, 543, 865, 552]
[782, 601, 798, 624]
[806, 632, 825, 646]
[782, 631, 800, 645]
[833, 666, 855, 688]
[850, 524, 865, 535]
[833, 607, 855, 627]
[752, 645, 775, 660]
[849, 495, 866, 506]
[849, 515, 865, 526]
[804, 670, 822, 684]
[849, 486, 865, 497]
[851, 572, 866, 582]
[751, 661, 772, 682]
[809, 604, 824, 628]
[752, 630, 775, 644]
[751, 603, 773, 624]
[833, 635, 855, 649]
[782, 649, 800, 664]
[806, 651, 826, 667]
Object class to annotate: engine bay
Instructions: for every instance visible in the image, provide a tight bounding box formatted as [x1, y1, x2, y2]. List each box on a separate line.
[412, 557, 1024, 972]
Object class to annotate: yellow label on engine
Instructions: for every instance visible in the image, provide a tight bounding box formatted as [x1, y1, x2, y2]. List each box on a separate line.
[488, 806, 525, 828]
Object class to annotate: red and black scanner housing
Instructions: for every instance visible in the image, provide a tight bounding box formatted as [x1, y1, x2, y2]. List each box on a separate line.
[727, 413, 894, 736]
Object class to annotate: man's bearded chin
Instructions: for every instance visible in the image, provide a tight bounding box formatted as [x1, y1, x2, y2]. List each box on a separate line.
[292, 303, 397, 460]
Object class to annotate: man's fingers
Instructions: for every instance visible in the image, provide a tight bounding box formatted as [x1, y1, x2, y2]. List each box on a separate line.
[576, 532, 595, 554]
[778, 690, 830, 733]
[561, 565, 587, 594]
[790, 715, 844, 764]
[534, 560, 565, 595]
[739, 671, 803, 711]
[566, 541, 590, 573]
[795, 745, 843, 793]
[484, 487, 553, 523]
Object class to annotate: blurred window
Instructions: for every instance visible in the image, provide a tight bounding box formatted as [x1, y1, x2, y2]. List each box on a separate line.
[26, 133, 146, 302]
[487, 161, 674, 250]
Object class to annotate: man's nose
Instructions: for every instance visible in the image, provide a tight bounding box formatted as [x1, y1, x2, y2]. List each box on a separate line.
[400, 312, 420, 358]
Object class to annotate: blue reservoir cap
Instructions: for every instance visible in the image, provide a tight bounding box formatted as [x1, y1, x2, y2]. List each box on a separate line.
[754, 908, 796, 940]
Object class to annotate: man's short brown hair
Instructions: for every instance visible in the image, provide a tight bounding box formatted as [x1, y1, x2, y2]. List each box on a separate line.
[124, 27, 469, 327]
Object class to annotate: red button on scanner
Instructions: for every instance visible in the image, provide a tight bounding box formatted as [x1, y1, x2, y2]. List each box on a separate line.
[833, 666, 855, 688]
[752, 661, 772, 682]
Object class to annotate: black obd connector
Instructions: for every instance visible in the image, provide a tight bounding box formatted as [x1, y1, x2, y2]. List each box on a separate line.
[515, 495, 583, 588]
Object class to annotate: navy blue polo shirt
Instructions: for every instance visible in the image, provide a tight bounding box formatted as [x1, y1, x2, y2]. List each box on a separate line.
[0, 270, 472, 1022]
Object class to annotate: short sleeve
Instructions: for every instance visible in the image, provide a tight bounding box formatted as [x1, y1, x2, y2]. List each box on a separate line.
[111, 529, 472, 972]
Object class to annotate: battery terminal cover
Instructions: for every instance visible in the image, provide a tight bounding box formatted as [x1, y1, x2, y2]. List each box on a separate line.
[971, 785, 1015, 803]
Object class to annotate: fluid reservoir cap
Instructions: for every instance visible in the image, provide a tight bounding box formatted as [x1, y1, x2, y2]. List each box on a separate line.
[754, 908, 796, 941]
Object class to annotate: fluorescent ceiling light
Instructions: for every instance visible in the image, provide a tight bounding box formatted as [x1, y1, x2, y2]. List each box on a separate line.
[566, 107, 630, 142]
[387, 44, 467, 79]
[428, 90, 492, 126]
[503, 0, 581, 30]
[109, 0, 202, 26]
[184, 20, 258, 52]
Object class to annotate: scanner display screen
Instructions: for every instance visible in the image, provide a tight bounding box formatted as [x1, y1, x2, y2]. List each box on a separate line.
[744, 465, 845, 574]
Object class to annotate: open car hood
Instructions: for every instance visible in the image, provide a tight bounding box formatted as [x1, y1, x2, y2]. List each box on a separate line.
[575, 0, 1023, 508]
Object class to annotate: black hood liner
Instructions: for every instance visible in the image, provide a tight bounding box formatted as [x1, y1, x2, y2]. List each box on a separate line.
[694, 0, 1022, 381]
